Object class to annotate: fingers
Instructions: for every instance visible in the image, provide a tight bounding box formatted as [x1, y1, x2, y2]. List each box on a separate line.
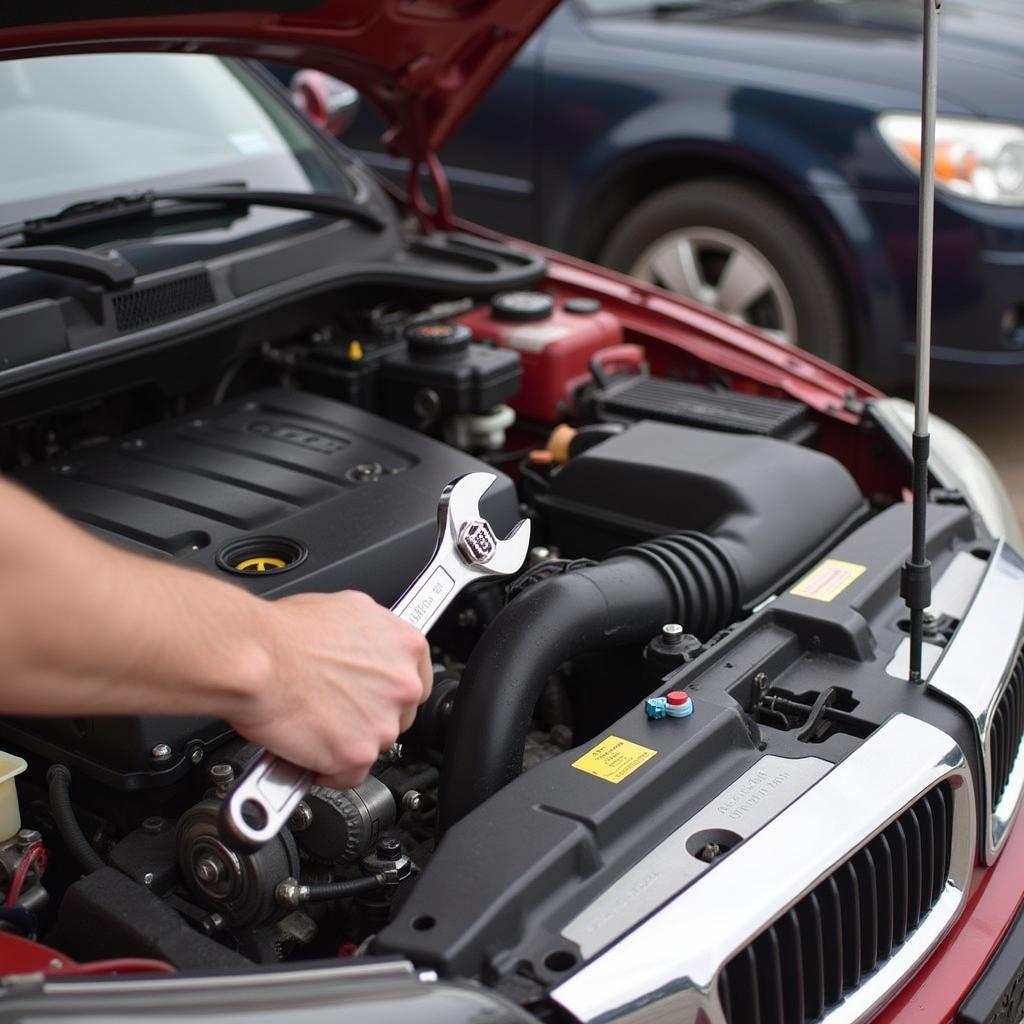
[417, 644, 434, 702]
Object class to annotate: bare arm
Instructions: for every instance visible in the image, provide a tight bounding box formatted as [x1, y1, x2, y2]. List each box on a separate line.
[0, 478, 432, 789]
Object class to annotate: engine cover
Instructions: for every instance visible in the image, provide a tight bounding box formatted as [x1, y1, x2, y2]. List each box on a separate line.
[7, 388, 519, 788]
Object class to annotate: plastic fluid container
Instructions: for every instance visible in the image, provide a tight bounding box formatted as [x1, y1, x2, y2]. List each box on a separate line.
[0, 751, 26, 842]
[457, 292, 623, 422]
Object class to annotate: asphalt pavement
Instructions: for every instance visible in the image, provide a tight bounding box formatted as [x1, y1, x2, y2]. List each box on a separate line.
[932, 385, 1024, 530]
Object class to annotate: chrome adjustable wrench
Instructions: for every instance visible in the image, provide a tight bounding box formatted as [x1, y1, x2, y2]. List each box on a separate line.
[221, 472, 530, 850]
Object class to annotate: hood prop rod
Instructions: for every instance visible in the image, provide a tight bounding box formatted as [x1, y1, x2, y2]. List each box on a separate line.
[902, 0, 941, 683]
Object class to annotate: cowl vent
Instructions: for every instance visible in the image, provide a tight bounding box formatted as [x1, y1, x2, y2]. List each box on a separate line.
[111, 272, 215, 332]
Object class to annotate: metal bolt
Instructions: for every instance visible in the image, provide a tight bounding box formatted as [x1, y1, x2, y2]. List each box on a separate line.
[208, 763, 234, 784]
[753, 671, 769, 695]
[200, 912, 226, 935]
[288, 801, 313, 832]
[142, 872, 155, 887]
[190, 747, 204, 765]
[150, 743, 173, 762]
[275, 877, 305, 910]
[528, 546, 553, 566]
[141, 816, 168, 836]
[698, 843, 722, 864]
[402, 791, 423, 813]
[376, 837, 402, 860]
[661, 623, 684, 644]
[16, 829, 41, 849]
[195, 857, 226, 885]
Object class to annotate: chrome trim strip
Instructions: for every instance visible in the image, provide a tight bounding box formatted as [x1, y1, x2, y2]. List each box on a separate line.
[551, 714, 975, 1024]
[928, 540, 1024, 862]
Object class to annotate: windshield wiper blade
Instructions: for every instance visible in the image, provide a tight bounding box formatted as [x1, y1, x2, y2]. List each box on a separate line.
[7, 187, 385, 245]
[0, 245, 136, 288]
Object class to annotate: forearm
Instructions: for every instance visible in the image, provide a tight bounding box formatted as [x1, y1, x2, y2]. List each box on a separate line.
[0, 479, 271, 719]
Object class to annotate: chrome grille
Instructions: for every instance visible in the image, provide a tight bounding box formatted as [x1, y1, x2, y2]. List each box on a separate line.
[718, 782, 954, 1024]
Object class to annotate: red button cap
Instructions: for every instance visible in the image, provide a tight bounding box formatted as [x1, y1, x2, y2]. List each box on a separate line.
[666, 691, 689, 706]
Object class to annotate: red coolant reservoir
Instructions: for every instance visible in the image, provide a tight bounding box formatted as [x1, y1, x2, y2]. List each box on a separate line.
[457, 292, 624, 422]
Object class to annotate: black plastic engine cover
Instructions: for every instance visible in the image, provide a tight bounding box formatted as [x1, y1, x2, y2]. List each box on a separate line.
[8, 388, 519, 787]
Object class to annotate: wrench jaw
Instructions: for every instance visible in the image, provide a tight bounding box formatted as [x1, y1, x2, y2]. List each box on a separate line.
[220, 754, 314, 853]
[441, 472, 532, 578]
[480, 517, 531, 577]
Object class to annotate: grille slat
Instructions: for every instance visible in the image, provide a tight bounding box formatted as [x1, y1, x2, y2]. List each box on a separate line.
[820, 877, 844, 1007]
[744, 944, 762, 1024]
[837, 862, 861, 989]
[871, 833, 894, 960]
[991, 648, 1024, 815]
[797, 896, 826, 1020]
[780, 910, 805, 1024]
[718, 782, 954, 1024]
[855, 847, 879, 974]
[890, 818, 910, 945]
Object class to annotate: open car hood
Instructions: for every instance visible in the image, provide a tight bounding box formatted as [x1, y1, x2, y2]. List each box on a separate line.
[0, 1, 559, 161]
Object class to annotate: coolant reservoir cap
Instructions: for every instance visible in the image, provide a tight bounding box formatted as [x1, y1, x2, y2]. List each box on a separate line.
[491, 291, 555, 323]
[405, 321, 472, 357]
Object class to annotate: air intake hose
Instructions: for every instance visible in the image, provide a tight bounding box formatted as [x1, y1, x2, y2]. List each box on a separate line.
[440, 533, 742, 827]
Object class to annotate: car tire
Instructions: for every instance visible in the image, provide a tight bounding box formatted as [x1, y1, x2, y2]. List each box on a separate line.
[599, 178, 851, 366]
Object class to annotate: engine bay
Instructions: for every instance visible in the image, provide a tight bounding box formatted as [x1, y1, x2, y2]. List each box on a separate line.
[0, 234, 997, 1010]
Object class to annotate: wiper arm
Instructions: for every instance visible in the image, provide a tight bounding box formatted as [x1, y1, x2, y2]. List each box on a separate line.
[154, 189, 386, 232]
[5, 187, 385, 245]
[0, 245, 136, 288]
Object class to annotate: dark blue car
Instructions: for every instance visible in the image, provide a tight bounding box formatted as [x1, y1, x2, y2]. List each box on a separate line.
[336, 0, 1024, 383]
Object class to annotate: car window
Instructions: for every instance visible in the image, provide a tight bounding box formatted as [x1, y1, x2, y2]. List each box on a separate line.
[0, 53, 352, 222]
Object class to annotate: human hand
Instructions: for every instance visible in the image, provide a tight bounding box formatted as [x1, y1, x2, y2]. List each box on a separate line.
[231, 591, 432, 789]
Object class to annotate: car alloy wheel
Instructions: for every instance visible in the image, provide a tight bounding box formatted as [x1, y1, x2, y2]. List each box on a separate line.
[629, 226, 799, 345]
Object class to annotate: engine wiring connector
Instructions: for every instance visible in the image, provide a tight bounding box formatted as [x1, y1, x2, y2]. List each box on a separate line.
[646, 692, 694, 720]
[645, 697, 668, 720]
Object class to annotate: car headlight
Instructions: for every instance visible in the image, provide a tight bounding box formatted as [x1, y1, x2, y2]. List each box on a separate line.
[877, 113, 1024, 205]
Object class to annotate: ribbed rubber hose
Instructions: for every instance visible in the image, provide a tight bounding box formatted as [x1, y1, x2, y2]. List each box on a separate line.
[47, 764, 105, 875]
[440, 534, 740, 827]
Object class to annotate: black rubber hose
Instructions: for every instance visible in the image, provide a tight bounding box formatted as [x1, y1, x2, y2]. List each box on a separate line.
[302, 875, 384, 902]
[46, 765, 105, 875]
[395, 766, 440, 797]
[440, 534, 741, 827]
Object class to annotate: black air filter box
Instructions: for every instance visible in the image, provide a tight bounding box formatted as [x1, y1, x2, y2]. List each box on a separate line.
[539, 420, 865, 606]
[596, 376, 812, 441]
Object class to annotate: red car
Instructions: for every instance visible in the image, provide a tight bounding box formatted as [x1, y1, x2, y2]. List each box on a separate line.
[0, 5, 1020, 1024]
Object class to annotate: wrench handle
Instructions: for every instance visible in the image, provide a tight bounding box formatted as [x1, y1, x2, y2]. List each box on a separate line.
[221, 751, 314, 851]
[390, 564, 459, 633]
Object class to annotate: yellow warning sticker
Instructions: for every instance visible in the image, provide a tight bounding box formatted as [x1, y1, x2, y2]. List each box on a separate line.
[571, 736, 657, 784]
[790, 558, 867, 602]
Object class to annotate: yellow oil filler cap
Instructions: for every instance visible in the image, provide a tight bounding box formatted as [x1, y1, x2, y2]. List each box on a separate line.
[234, 556, 287, 573]
[0, 752, 27, 842]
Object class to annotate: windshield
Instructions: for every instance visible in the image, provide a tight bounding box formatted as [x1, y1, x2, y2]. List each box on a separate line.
[0, 53, 353, 224]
